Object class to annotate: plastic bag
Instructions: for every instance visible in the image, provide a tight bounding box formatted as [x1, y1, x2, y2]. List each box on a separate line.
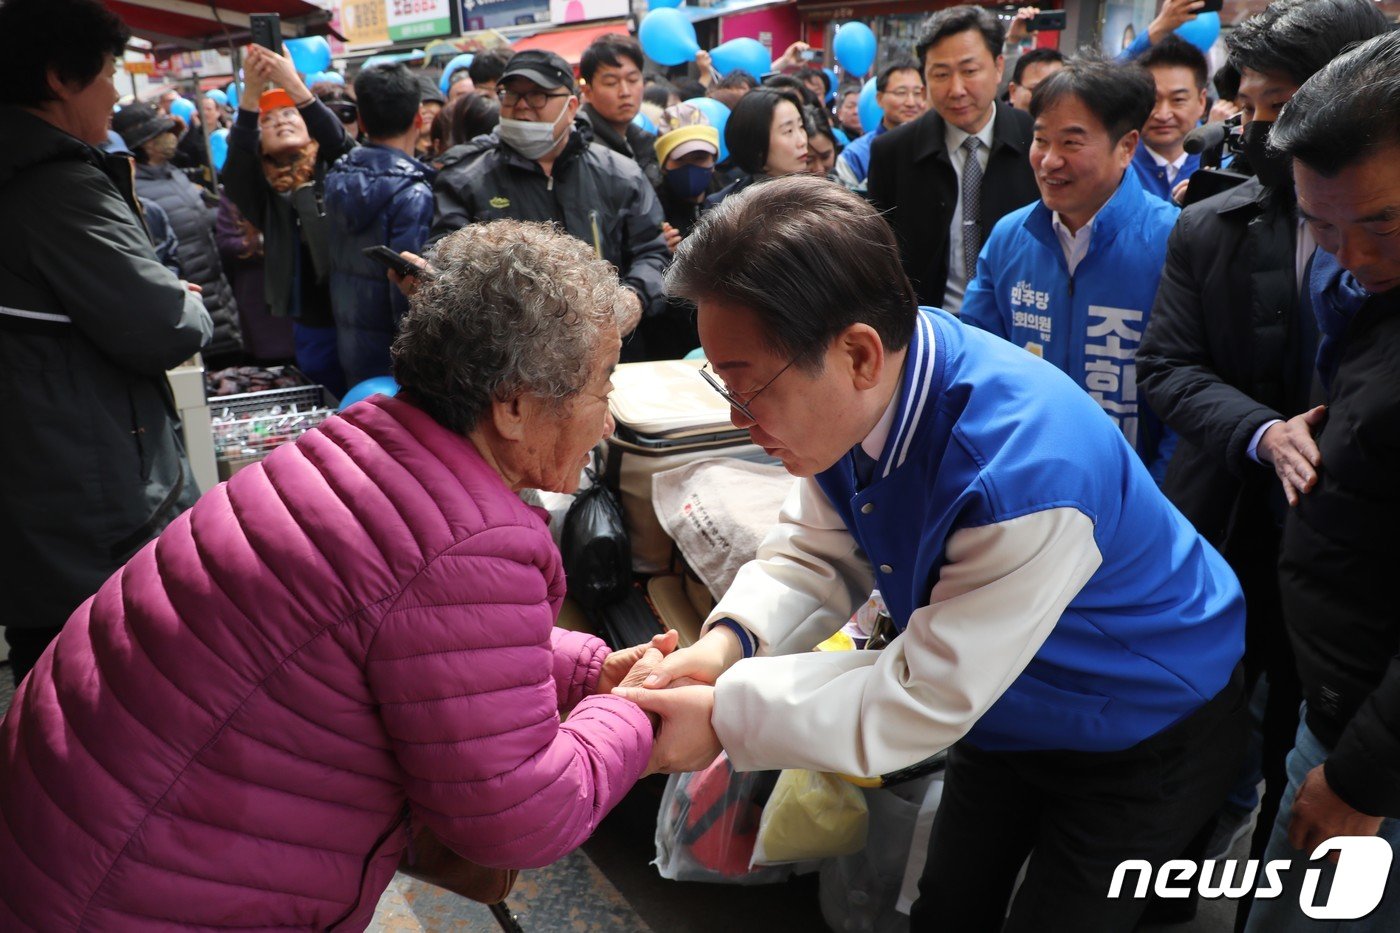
[753, 769, 869, 865]
[653, 753, 795, 885]
[560, 467, 631, 609]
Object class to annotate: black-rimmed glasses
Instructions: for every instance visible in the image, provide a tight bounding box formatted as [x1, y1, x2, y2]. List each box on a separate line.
[497, 87, 572, 109]
[700, 358, 797, 422]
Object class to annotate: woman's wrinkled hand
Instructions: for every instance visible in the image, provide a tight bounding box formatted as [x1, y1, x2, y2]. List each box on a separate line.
[597, 629, 679, 696]
[637, 625, 743, 690]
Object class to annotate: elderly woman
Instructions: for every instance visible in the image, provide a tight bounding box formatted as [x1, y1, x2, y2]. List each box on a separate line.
[0, 220, 667, 930]
[223, 43, 354, 396]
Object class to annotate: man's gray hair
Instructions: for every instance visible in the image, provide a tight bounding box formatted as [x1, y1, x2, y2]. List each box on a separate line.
[391, 220, 629, 434]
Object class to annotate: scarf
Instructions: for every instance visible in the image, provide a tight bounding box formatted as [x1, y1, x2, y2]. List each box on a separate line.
[1310, 248, 1373, 392]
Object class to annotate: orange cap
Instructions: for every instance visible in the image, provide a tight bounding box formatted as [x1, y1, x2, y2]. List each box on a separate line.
[258, 88, 298, 113]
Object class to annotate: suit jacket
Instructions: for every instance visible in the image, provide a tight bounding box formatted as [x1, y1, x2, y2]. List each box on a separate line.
[866, 102, 1038, 308]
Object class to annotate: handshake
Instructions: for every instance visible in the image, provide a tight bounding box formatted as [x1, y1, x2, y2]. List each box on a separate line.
[596, 625, 748, 777]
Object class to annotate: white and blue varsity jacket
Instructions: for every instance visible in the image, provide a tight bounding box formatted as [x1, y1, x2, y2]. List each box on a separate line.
[707, 308, 1243, 778]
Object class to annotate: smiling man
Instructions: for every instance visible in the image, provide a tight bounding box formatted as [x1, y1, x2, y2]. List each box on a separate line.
[1241, 29, 1400, 933]
[962, 57, 1179, 479]
[617, 174, 1246, 931]
[1131, 35, 1208, 202]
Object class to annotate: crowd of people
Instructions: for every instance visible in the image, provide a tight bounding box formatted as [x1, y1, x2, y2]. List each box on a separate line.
[1, 0, 1399, 929]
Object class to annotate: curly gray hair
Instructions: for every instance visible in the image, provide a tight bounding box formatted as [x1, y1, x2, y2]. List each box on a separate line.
[391, 220, 630, 434]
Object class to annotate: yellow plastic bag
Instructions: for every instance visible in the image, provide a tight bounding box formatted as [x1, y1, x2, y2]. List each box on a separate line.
[752, 768, 869, 865]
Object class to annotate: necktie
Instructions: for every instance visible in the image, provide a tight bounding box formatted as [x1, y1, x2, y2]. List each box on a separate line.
[852, 445, 879, 489]
[962, 136, 983, 280]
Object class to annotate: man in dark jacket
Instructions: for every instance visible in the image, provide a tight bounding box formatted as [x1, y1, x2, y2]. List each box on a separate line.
[116, 101, 243, 363]
[866, 5, 1039, 313]
[0, 0, 212, 686]
[1137, 0, 1392, 877]
[430, 50, 667, 360]
[1242, 31, 1400, 933]
[325, 62, 434, 387]
[224, 44, 355, 397]
[579, 34, 661, 192]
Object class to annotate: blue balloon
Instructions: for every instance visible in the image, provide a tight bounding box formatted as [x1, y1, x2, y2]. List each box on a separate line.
[833, 21, 877, 77]
[338, 377, 400, 411]
[209, 127, 229, 171]
[286, 36, 333, 75]
[317, 70, 345, 86]
[823, 67, 839, 103]
[440, 53, 474, 93]
[304, 71, 325, 86]
[832, 127, 850, 146]
[632, 110, 658, 134]
[226, 81, 239, 109]
[709, 37, 770, 81]
[204, 88, 228, 107]
[1175, 12, 1221, 53]
[170, 97, 196, 122]
[639, 8, 700, 67]
[361, 54, 398, 70]
[647, 0, 684, 8]
[684, 96, 730, 162]
[858, 76, 882, 134]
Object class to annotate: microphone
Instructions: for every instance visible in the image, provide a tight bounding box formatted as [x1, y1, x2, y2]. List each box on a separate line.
[1184, 121, 1230, 155]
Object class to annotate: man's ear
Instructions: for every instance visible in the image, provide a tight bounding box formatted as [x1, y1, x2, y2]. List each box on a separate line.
[838, 323, 886, 391]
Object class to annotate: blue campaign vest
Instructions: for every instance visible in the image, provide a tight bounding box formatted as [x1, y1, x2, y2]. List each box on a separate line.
[961, 169, 1180, 474]
[1130, 142, 1202, 203]
[814, 309, 1244, 753]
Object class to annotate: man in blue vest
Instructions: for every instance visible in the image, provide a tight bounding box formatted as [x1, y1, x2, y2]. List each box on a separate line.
[616, 174, 1246, 929]
[1131, 36, 1208, 202]
[962, 57, 1179, 480]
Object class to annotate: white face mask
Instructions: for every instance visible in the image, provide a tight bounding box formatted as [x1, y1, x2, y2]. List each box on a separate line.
[497, 98, 572, 160]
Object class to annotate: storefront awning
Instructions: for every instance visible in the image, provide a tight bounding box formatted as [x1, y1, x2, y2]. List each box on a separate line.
[509, 21, 629, 66]
[104, 0, 339, 52]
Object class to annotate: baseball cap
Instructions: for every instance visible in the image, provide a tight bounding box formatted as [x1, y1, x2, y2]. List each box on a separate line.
[111, 103, 178, 151]
[499, 49, 577, 94]
[258, 89, 299, 114]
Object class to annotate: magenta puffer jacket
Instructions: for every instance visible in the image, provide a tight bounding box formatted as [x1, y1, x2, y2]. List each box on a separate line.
[0, 395, 653, 930]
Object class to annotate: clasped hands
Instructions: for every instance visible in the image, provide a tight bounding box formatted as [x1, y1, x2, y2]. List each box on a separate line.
[599, 626, 746, 777]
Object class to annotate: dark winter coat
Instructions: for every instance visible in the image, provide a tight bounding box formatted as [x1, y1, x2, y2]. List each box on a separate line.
[1280, 281, 1400, 818]
[580, 103, 662, 191]
[0, 106, 211, 632]
[324, 143, 434, 385]
[141, 196, 181, 276]
[215, 195, 295, 362]
[430, 124, 669, 360]
[866, 102, 1038, 308]
[1137, 178, 1316, 548]
[223, 99, 355, 327]
[136, 159, 242, 359]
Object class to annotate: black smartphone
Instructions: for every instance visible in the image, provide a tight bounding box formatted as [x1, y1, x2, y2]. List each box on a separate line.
[1027, 10, 1068, 31]
[249, 13, 283, 56]
[363, 245, 424, 278]
[1198, 0, 1225, 12]
[800, 49, 824, 63]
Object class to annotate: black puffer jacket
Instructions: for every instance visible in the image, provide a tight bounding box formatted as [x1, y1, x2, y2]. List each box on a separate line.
[1281, 283, 1400, 817]
[136, 160, 242, 359]
[0, 106, 211, 633]
[430, 124, 668, 360]
[580, 103, 661, 191]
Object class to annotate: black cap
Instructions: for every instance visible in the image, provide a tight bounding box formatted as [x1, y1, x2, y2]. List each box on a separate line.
[112, 102, 178, 151]
[418, 74, 447, 106]
[500, 50, 577, 94]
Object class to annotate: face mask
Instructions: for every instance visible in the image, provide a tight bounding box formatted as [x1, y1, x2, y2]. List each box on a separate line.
[497, 101, 571, 160]
[1241, 120, 1292, 191]
[664, 163, 714, 200]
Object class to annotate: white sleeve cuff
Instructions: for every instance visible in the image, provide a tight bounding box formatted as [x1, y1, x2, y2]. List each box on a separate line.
[1247, 419, 1282, 464]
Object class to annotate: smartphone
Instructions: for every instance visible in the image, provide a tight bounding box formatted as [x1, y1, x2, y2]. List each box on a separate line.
[1027, 10, 1067, 31]
[363, 245, 424, 278]
[249, 13, 283, 56]
[1198, 0, 1225, 12]
[800, 49, 824, 63]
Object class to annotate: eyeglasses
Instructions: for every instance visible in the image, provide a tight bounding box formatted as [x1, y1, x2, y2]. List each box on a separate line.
[497, 87, 572, 109]
[881, 87, 925, 100]
[699, 358, 797, 422]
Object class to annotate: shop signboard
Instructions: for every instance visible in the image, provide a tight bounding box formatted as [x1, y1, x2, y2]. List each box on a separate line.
[550, 0, 629, 24]
[459, 0, 550, 30]
[387, 0, 455, 41]
[340, 0, 392, 47]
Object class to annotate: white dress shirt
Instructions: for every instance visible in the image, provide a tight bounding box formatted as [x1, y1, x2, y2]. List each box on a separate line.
[942, 112, 997, 315]
[1051, 208, 1102, 277]
[1146, 146, 1189, 186]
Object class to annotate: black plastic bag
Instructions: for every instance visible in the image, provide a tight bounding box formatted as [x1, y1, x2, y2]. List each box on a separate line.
[560, 467, 632, 610]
